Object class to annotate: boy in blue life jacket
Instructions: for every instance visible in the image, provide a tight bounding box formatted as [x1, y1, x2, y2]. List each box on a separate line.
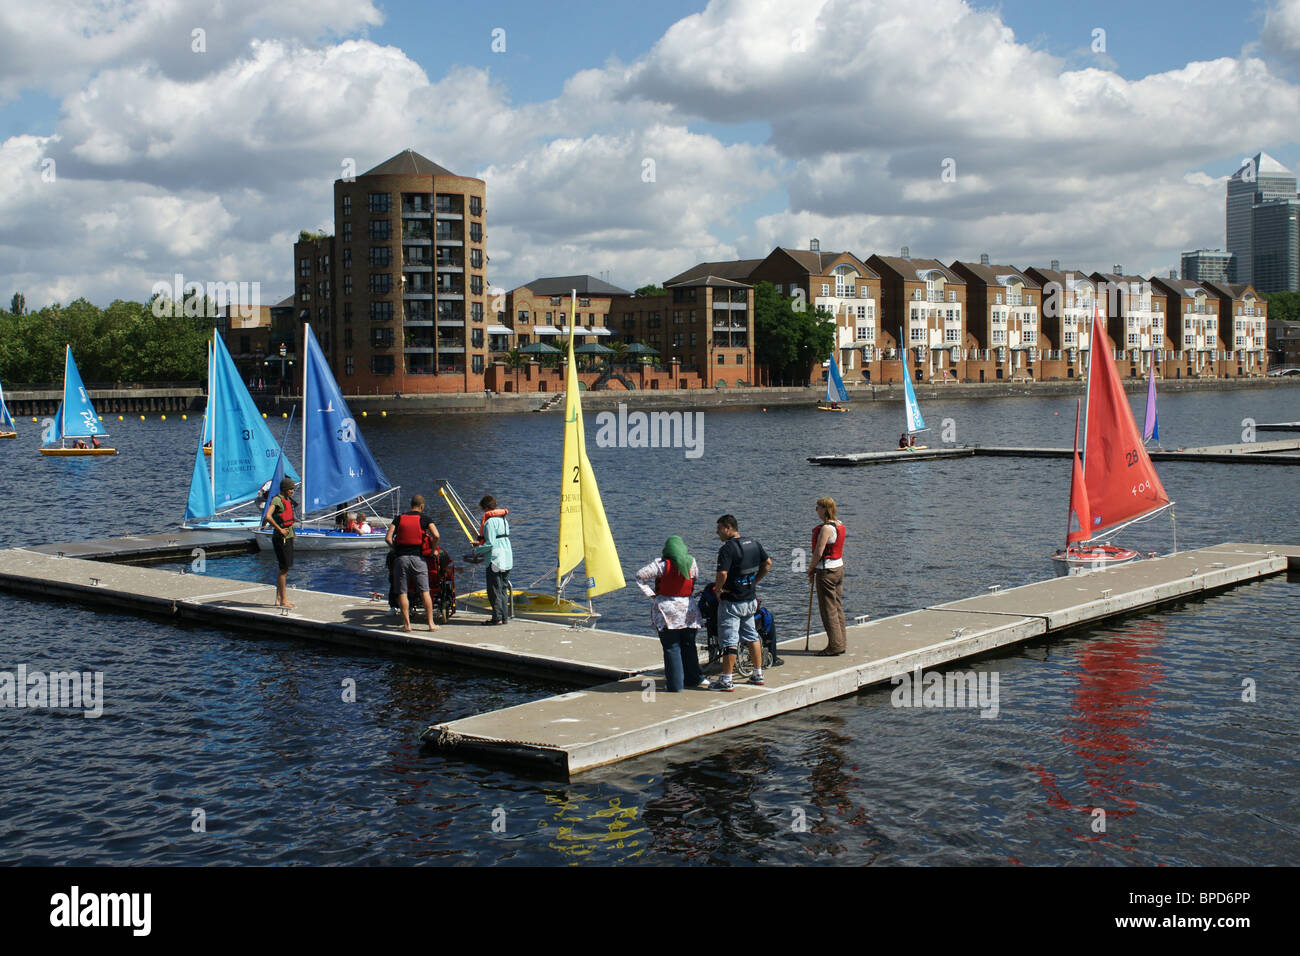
[698, 583, 783, 666]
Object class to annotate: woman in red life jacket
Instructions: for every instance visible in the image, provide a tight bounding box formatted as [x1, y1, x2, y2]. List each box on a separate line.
[808, 496, 848, 655]
[635, 535, 706, 692]
[264, 476, 297, 608]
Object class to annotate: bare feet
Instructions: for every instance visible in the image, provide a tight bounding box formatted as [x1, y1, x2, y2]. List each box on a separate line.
[274, 600, 297, 609]
[428, 624, 439, 632]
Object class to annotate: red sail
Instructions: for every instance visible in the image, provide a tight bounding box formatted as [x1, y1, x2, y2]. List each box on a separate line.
[1083, 310, 1170, 537]
[1066, 399, 1091, 544]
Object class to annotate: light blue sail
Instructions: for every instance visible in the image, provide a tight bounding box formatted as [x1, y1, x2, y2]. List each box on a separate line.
[0, 379, 14, 430]
[185, 333, 296, 520]
[825, 355, 849, 403]
[43, 403, 64, 444]
[902, 358, 926, 433]
[301, 324, 390, 515]
[58, 346, 105, 439]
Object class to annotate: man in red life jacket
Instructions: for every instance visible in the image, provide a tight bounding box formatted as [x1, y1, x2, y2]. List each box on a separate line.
[385, 494, 439, 632]
[264, 476, 297, 608]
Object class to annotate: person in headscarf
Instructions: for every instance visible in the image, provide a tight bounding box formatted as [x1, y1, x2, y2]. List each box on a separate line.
[635, 535, 705, 692]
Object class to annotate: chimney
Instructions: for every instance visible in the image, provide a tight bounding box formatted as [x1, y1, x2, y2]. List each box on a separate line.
[1169, 269, 1178, 279]
[1114, 264, 1123, 275]
[901, 246, 910, 258]
[1050, 259, 1060, 271]
[980, 253, 989, 266]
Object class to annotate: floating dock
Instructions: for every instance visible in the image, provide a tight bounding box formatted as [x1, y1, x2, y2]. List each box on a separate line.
[1258, 422, 1300, 432]
[809, 439, 1300, 466]
[423, 543, 1300, 777]
[2, 534, 1297, 780]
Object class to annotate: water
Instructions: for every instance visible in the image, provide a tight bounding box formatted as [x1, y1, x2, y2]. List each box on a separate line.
[2, 388, 1298, 864]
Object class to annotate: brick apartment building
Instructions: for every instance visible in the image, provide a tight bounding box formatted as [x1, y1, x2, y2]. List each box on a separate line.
[1203, 281, 1269, 376]
[1088, 269, 1169, 380]
[950, 258, 1042, 382]
[866, 253, 967, 384]
[1149, 275, 1222, 379]
[292, 149, 490, 394]
[1022, 265, 1096, 381]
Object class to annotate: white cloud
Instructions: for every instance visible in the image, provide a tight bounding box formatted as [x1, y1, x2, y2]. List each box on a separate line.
[1263, 0, 1300, 67]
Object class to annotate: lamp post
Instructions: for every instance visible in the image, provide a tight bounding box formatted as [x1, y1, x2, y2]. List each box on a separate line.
[279, 342, 287, 394]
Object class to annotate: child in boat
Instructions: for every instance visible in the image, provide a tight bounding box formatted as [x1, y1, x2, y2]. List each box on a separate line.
[356, 516, 372, 534]
[343, 513, 360, 532]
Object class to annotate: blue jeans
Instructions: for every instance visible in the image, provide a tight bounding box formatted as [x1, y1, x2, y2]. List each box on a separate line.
[658, 627, 702, 692]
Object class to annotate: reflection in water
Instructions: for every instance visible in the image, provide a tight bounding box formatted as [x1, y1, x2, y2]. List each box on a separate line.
[1029, 619, 1167, 850]
[544, 791, 646, 863]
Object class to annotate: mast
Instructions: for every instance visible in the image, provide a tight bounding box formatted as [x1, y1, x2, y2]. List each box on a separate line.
[208, 334, 216, 505]
[300, 323, 309, 507]
[62, 345, 70, 446]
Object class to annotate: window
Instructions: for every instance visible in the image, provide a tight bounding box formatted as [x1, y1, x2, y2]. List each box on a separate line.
[948, 291, 956, 302]
[470, 248, 482, 268]
[821, 283, 830, 296]
[856, 326, 870, 341]
[992, 329, 1006, 345]
[299, 259, 310, 277]
[518, 310, 529, 323]
[369, 246, 391, 267]
[736, 355, 744, 364]
[472, 355, 484, 373]
[717, 355, 725, 364]
[471, 328, 483, 348]
[342, 195, 351, 216]
[343, 248, 351, 269]
[469, 196, 482, 216]
[370, 355, 395, 375]
[690, 333, 697, 346]
[995, 292, 1002, 305]
[910, 326, 926, 342]
[912, 289, 922, 301]
[369, 274, 392, 294]
[344, 328, 353, 349]
[470, 275, 482, 295]
[343, 303, 352, 323]
[367, 192, 391, 213]
[345, 356, 354, 376]
[344, 275, 352, 295]
[370, 301, 393, 321]
[371, 328, 394, 347]
[944, 328, 960, 343]
[471, 302, 483, 322]
[343, 223, 352, 242]
[470, 222, 482, 242]
[369, 220, 391, 240]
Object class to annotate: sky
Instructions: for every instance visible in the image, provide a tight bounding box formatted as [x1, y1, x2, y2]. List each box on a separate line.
[2, 0, 1300, 308]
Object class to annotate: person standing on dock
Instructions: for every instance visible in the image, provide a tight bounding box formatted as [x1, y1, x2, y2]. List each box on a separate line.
[474, 495, 513, 625]
[636, 536, 706, 692]
[265, 476, 297, 609]
[386, 494, 439, 632]
[711, 515, 772, 690]
[809, 497, 848, 656]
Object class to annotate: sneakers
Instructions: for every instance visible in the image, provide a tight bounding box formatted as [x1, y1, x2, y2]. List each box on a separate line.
[694, 679, 712, 689]
[747, 673, 765, 686]
[708, 677, 735, 692]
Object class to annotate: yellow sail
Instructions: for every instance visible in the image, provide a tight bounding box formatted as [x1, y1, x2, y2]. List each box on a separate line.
[557, 293, 625, 600]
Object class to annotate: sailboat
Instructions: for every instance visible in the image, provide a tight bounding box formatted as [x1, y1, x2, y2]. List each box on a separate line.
[1142, 359, 1159, 446]
[816, 354, 850, 411]
[183, 332, 298, 530]
[1054, 308, 1172, 565]
[253, 324, 396, 551]
[39, 346, 116, 456]
[899, 357, 929, 450]
[0, 378, 16, 439]
[444, 292, 625, 623]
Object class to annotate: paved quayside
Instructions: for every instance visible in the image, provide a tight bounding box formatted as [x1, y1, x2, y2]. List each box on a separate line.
[423, 543, 1300, 778]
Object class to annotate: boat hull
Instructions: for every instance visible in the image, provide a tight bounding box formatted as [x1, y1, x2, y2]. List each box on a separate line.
[458, 588, 598, 622]
[0, 431, 16, 439]
[1051, 544, 1139, 566]
[253, 527, 389, 551]
[183, 517, 264, 532]
[816, 405, 849, 413]
[40, 447, 117, 456]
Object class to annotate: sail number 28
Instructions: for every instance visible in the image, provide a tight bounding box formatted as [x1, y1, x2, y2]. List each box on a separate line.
[1124, 448, 1140, 466]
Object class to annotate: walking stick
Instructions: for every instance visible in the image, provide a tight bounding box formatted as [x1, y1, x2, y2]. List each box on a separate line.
[804, 573, 815, 650]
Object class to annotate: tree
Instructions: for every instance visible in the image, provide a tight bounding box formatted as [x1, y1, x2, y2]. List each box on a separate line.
[1265, 291, 1300, 324]
[752, 281, 835, 383]
[633, 284, 668, 297]
[298, 230, 331, 243]
[10, 293, 24, 315]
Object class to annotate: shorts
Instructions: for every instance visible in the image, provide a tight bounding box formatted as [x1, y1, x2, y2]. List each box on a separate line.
[273, 534, 294, 572]
[718, 599, 759, 650]
[394, 554, 430, 594]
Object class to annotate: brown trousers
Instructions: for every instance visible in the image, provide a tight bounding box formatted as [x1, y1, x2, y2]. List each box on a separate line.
[815, 565, 847, 653]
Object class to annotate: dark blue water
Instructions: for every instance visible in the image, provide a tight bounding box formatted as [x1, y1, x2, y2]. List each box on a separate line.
[2, 387, 1298, 864]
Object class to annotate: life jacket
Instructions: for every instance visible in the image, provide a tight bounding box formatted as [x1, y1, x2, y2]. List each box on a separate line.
[655, 560, 694, 597]
[812, 521, 846, 563]
[278, 496, 295, 527]
[393, 512, 425, 547]
[477, 508, 509, 542]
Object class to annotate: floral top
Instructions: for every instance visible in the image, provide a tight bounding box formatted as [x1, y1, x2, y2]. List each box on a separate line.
[635, 557, 703, 632]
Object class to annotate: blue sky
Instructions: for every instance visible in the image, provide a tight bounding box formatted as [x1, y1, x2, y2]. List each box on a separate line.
[1, 0, 1298, 305]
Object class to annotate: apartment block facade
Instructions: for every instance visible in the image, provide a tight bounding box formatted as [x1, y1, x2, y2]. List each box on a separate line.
[950, 259, 1042, 382]
[1022, 266, 1096, 381]
[1149, 276, 1221, 378]
[866, 254, 967, 384]
[1203, 282, 1269, 376]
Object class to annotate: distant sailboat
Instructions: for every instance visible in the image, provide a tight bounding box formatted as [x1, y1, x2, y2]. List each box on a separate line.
[253, 324, 395, 551]
[183, 332, 297, 530]
[39, 346, 116, 456]
[1142, 360, 1159, 445]
[1054, 308, 1172, 565]
[899, 357, 929, 450]
[448, 292, 624, 622]
[0, 378, 16, 439]
[817, 354, 850, 411]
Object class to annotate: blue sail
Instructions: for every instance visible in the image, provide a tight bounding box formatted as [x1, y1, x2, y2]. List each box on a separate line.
[60, 346, 106, 439]
[301, 324, 390, 515]
[826, 355, 849, 403]
[902, 359, 926, 433]
[208, 333, 297, 510]
[184, 431, 214, 522]
[0, 379, 13, 430]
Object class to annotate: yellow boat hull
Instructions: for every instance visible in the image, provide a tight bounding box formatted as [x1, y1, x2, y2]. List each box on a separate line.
[458, 588, 598, 622]
[0, 431, 16, 439]
[816, 405, 850, 412]
[40, 447, 118, 456]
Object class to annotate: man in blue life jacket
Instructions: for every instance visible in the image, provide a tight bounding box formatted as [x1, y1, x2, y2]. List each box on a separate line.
[710, 514, 773, 690]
